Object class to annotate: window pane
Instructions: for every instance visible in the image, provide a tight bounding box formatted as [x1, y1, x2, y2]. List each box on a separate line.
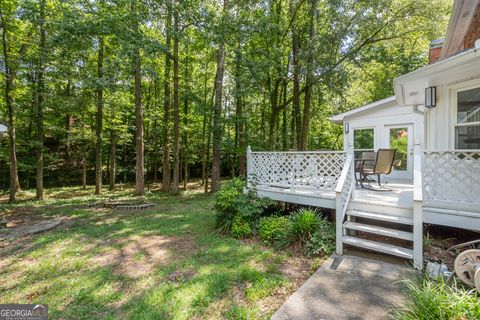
[456, 124, 480, 149]
[354, 129, 374, 150]
[390, 127, 408, 170]
[457, 87, 480, 124]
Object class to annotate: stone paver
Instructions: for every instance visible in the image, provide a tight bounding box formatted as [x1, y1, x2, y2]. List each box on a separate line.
[272, 255, 417, 320]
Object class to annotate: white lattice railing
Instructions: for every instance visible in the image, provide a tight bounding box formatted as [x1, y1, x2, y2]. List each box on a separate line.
[246, 147, 345, 191]
[423, 150, 480, 206]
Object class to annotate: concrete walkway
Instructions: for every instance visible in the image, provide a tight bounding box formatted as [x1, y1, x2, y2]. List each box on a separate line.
[272, 255, 417, 320]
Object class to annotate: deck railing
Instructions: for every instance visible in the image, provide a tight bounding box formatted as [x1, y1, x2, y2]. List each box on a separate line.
[423, 150, 480, 206]
[246, 147, 345, 191]
[335, 154, 355, 255]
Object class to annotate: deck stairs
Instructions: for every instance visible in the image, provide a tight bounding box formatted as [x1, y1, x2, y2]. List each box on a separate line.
[341, 201, 414, 260]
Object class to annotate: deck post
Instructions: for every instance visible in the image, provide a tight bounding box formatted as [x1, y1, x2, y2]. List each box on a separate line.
[412, 146, 423, 270]
[335, 193, 343, 255]
[246, 145, 252, 188]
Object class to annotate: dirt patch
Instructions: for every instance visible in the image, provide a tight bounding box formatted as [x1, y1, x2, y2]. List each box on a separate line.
[91, 234, 198, 278]
[0, 218, 62, 241]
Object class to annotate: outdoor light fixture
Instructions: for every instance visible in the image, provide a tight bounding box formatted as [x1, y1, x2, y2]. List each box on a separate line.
[344, 122, 349, 134]
[425, 86, 436, 108]
[0, 122, 7, 136]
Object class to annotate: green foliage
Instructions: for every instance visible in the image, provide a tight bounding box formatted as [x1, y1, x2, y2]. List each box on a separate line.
[258, 216, 290, 245]
[214, 178, 275, 234]
[286, 208, 321, 246]
[303, 217, 336, 257]
[214, 178, 245, 213]
[392, 278, 480, 320]
[231, 216, 252, 238]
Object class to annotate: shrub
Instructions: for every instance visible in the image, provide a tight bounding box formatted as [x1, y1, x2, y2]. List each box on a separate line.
[231, 217, 252, 238]
[215, 178, 276, 234]
[286, 208, 321, 245]
[303, 217, 335, 257]
[392, 278, 480, 320]
[258, 216, 290, 245]
[214, 178, 245, 213]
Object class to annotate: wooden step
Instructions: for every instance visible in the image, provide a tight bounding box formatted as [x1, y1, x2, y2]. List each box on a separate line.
[343, 236, 413, 259]
[346, 210, 413, 225]
[344, 221, 414, 241]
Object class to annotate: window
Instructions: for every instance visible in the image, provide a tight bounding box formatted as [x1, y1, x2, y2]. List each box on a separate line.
[353, 128, 374, 158]
[389, 127, 408, 171]
[455, 87, 480, 149]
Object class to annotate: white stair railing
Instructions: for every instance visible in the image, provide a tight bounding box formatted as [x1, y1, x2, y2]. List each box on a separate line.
[335, 154, 355, 255]
[413, 145, 423, 270]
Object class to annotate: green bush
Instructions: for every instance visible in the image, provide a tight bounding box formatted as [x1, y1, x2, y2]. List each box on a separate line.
[258, 216, 290, 245]
[392, 278, 480, 320]
[215, 178, 276, 234]
[214, 178, 245, 213]
[303, 217, 335, 257]
[231, 217, 252, 238]
[286, 208, 320, 245]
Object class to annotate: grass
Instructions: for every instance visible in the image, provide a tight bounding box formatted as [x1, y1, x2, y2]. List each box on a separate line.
[0, 184, 315, 319]
[392, 277, 480, 320]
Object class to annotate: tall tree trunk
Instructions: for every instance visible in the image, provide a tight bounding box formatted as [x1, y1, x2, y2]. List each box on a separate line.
[95, 36, 104, 195]
[300, 0, 317, 150]
[171, 6, 180, 193]
[132, 0, 144, 196]
[35, 0, 46, 200]
[81, 154, 87, 190]
[290, 0, 301, 150]
[200, 65, 209, 186]
[234, 45, 245, 176]
[211, 0, 227, 193]
[182, 52, 189, 190]
[109, 131, 116, 190]
[162, 1, 172, 192]
[0, 8, 20, 202]
[282, 80, 288, 150]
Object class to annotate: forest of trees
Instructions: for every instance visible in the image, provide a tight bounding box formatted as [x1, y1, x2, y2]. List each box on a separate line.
[0, 0, 450, 201]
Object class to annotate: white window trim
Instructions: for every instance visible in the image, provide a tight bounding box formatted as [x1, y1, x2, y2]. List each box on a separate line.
[448, 79, 480, 150]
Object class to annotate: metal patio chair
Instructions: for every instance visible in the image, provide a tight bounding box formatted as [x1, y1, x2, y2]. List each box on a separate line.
[359, 148, 397, 189]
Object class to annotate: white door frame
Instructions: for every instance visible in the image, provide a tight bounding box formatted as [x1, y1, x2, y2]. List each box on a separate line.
[384, 124, 413, 180]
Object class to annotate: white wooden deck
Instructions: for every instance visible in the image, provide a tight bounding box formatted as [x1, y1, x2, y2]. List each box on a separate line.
[255, 180, 413, 210]
[352, 180, 413, 209]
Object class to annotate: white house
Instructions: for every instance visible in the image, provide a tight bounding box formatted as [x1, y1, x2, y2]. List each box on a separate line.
[247, 0, 480, 269]
[330, 96, 424, 180]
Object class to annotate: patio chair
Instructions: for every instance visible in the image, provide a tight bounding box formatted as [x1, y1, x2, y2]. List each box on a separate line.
[359, 148, 397, 189]
[354, 151, 376, 185]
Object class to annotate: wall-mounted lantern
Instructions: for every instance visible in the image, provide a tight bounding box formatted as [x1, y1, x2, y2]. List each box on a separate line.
[425, 86, 436, 108]
[0, 122, 7, 136]
[344, 122, 349, 134]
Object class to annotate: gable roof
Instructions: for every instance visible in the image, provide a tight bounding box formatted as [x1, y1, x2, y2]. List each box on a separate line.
[330, 96, 396, 124]
[440, 0, 480, 59]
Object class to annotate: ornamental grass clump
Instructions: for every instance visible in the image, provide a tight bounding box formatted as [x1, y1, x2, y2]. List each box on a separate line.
[392, 277, 480, 320]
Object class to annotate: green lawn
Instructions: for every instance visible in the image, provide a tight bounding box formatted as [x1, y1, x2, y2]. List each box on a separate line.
[0, 185, 315, 319]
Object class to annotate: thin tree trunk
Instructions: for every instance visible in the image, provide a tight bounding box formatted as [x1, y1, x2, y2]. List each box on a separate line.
[282, 80, 288, 150]
[0, 9, 20, 202]
[300, 0, 317, 150]
[171, 6, 180, 193]
[35, 0, 46, 200]
[132, 0, 144, 196]
[162, 1, 172, 192]
[81, 155, 87, 190]
[182, 53, 189, 190]
[290, 0, 301, 150]
[109, 131, 116, 190]
[95, 35, 104, 195]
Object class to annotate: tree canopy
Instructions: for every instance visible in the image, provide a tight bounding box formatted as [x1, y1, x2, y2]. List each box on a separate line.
[0, 0, 451, 199]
